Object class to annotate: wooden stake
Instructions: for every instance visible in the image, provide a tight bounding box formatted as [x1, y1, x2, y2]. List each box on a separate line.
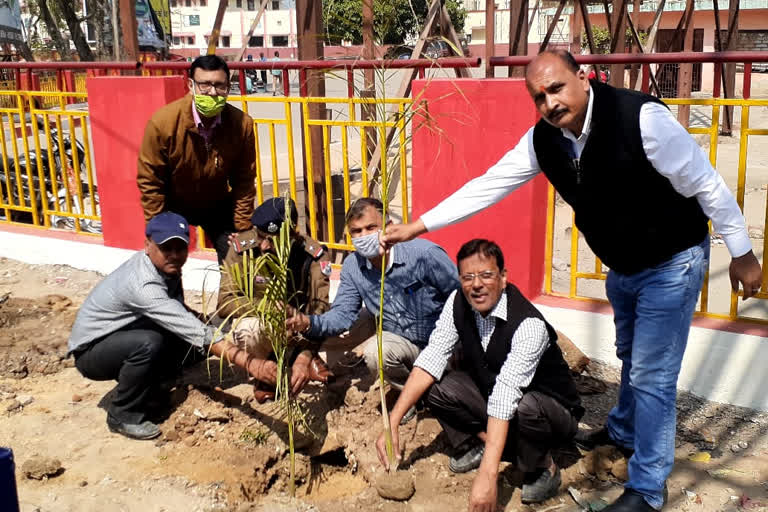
[296, 0, 328, 237]
[676, 0, 695, 127]
[207, 0, 229, 55]
[539, 0, 568, 52]
[233, 0, 270, 63]
[439, 4, 471, 78]
[625, 9, 661, 95]
[577, 0, 600, 77]
[485, 0, 495, 78]
[628, 0, 641, 89]
[609, 0, 627, 87]
[365, 0, 442, 196]
[602, 0, 613, 35]
[722, 0, 739, 135]
[570, 0, 583, 56]
[509, 0, 530, 78]
[361, 0, 376, 175]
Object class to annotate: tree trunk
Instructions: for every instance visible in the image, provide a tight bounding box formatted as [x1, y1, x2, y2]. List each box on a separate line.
[55, 0, 95, 61]
[90, 0, 109, 59]
[15, 40, 35, 61]
[36, 0, 73, 60]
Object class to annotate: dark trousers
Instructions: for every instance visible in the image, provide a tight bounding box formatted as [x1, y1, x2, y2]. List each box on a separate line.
[74, 324, 200, 424]
[181, 199, 237, 264]
[426, 370, 578, 473]
[199, 224, 232, 265]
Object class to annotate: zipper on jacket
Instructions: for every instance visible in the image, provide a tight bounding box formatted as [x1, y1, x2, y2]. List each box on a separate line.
[572, 158, 582, 185]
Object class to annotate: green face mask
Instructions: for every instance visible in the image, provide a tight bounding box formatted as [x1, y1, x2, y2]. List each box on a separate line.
[194, 94, 227, 117]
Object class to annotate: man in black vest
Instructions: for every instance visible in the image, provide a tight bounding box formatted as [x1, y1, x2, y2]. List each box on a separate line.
[376, 239, 583, 510]
[381, 50, 763, 512]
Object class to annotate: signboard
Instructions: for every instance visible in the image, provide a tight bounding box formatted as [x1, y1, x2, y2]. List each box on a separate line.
[136, 0, 166, 49]
[148, 0, 172, 47]
[0, 0, 23, 45]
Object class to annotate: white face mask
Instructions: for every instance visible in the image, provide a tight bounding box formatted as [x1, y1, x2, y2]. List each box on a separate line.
[351, 230, 381, 259]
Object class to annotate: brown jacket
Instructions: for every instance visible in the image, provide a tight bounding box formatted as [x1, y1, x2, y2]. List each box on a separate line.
[137, 94, 256, 230]
[217, 228, 331, 319]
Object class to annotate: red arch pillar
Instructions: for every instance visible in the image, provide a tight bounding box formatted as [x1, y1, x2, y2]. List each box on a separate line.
[88, 76, 187, 250]
[411, 78, 547, 299]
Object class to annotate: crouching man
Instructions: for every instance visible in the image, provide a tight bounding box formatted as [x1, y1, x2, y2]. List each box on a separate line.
[216, 197, 334, 401]
[68, 212, 273, 440]
[376, 239, 584, 510]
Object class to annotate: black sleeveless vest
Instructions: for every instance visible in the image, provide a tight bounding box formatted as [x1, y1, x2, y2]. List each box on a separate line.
[453, 284, 582, 415]
[532, 80, 709, 275]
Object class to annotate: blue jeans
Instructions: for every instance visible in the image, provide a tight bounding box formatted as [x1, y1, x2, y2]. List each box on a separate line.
[605, 237, 709, 510]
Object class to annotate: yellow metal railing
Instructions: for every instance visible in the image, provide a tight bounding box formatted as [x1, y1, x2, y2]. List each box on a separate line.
[0, 90, 100, 235]
[37, 74, 61, 108]
[0, 80, 17, 108]
[196, 95, 412, 253]
[74, 72, 87, 93]
[544, 97, 768, 325]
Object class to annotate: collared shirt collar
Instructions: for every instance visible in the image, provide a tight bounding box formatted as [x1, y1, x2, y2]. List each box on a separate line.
[364, 245, 396, 272]
[473, 290, 507, 323]
[561, 85, 594, 144]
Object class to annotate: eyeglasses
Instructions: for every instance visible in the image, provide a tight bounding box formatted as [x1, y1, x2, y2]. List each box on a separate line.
[191, 79, 229, 95]
[460, 271, 500, 284]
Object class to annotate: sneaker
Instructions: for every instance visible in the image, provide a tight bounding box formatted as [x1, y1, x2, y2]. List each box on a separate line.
[522, 466, 561, 503]
[574, 426, 634, 457]
[107, 416, 161, 440]
[449, 441, 484, 473]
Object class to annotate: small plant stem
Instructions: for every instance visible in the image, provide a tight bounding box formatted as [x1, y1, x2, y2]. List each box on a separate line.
[377, 129, 396, 469]
[288, 414, 295, 497]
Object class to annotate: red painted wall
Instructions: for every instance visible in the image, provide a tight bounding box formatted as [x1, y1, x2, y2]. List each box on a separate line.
[411, 78, 547, 300]
[88, 76, 188, 250]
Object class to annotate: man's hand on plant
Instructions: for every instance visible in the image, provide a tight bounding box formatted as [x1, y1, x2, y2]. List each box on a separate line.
[286, 307, 310, 334]
[290, 350, 312, 394]
[375, 423, 401, 471]
[380, 219, 427, 250]
[248, 357, 278, 385]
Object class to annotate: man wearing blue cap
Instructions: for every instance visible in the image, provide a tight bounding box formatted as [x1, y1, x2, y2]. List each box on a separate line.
[216, 197, 333, 400]
[69, 212, 275, 440]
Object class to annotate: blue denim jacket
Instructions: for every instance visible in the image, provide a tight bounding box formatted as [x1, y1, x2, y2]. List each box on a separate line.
[307, 238, 460, 348]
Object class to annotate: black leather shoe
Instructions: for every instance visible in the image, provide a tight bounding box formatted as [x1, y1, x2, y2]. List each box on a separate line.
[574, 426, 634, 457]
[603, 488, 657, 511]
[522, 466, 561, 503]
[449, 441, 484, 473]
[107, 417, 161, 440]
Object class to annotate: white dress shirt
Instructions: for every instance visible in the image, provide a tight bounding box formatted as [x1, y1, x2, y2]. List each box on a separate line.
[420, 87, 751, 259]
[414, 290, 550, 420]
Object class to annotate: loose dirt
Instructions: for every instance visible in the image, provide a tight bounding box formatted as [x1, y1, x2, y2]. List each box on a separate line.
[2, 258, 768, 512]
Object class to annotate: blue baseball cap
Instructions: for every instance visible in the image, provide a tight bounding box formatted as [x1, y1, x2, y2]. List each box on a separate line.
[146, 212, 190, 245]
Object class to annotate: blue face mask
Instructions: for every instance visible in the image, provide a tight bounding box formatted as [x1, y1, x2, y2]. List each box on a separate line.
[351, 230, 381, 259]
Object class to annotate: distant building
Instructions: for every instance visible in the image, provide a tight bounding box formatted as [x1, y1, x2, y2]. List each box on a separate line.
[168, 0, 297, 59]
